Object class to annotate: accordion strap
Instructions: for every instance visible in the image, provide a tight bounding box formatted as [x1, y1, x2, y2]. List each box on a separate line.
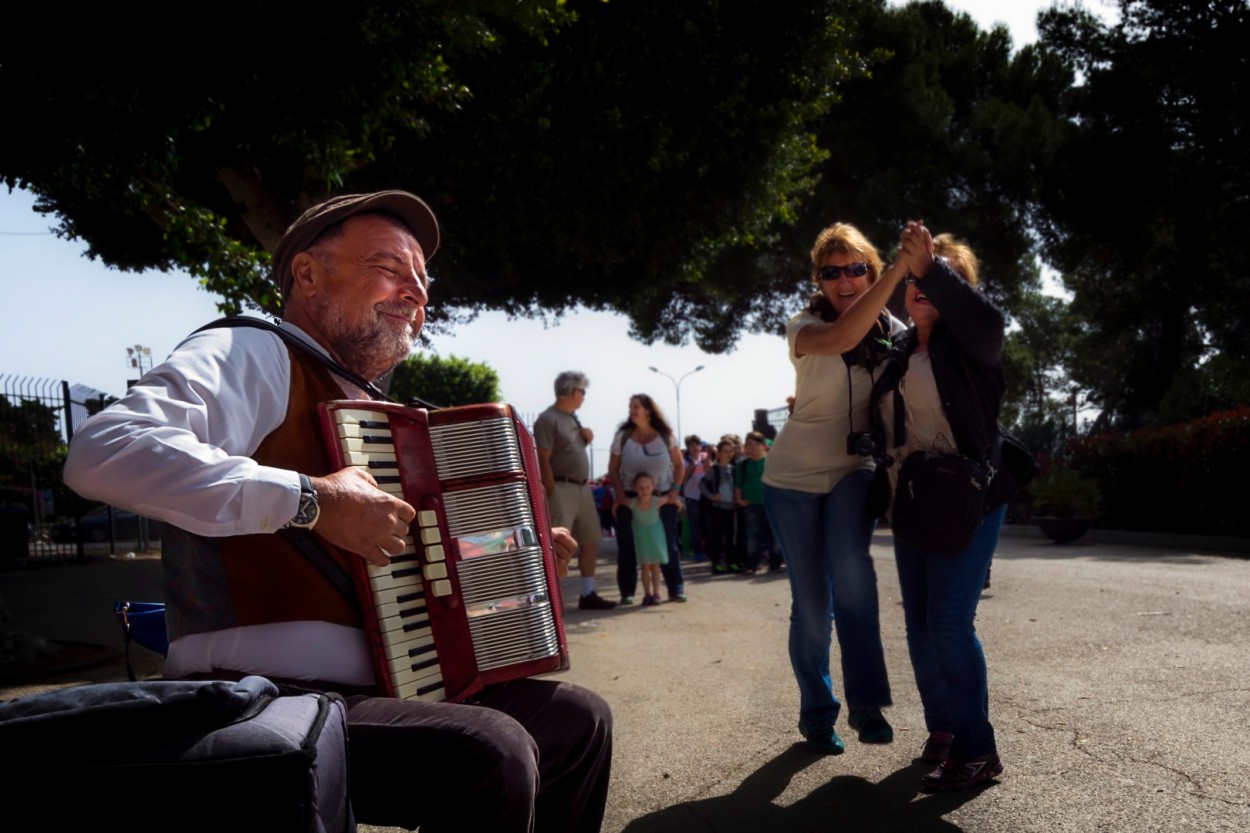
[278, 529, 361, 615]
[194, 316, 440, 409]
[192, 316, 409, 611]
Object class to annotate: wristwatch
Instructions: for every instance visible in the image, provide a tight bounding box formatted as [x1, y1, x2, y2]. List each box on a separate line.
[285, 473, 320, 530]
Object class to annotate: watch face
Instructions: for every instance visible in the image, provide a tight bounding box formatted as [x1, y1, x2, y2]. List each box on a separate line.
[290, 490, 319, 528]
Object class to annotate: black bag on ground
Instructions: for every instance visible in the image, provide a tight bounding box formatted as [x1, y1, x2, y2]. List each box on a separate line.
[891, 450, 988, 555]
[0, 675, 354, 833]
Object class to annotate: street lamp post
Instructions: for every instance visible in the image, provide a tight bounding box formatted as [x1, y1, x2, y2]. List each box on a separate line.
[126, 344, 153, 377]
[648, 364, 705, 440]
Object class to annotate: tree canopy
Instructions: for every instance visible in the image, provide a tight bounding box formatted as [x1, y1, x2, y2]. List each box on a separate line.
[1, 0, 857, 348]
[5, 0, 1246, 431]
[1034, 0, 1250, 428]
[708, 0, 1071, 346]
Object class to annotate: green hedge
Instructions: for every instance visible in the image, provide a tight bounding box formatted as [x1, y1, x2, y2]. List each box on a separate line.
[1067, 406, 1250, 537]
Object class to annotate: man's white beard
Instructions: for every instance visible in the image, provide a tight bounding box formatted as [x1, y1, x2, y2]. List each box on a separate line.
[318, 300, 416, 381]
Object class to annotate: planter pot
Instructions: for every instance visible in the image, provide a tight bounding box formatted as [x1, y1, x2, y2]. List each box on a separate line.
[1036, 516, 1093, 544]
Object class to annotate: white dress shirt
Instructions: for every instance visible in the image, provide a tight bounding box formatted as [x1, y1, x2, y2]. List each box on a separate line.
[64, 318, 375, 685]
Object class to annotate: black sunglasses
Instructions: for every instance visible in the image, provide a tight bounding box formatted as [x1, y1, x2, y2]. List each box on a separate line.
[817, 262, 869, 281]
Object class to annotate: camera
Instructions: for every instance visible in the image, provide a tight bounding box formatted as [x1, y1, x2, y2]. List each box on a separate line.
[847, 431, 879, 457]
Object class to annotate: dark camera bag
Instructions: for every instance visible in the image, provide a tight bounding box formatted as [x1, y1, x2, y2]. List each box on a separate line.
[0, 675, 354, 832]
[891, 450, 989, 555]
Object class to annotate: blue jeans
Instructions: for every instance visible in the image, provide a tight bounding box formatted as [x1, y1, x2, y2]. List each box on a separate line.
[742, 504, 781, 570]
[764, 472, 891, 732]
[893, 503, 1006, 759]
[615, 502, 686, 599]
[683, 498, 704, 558]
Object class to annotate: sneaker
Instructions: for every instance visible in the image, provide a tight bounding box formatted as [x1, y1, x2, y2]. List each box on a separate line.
[619, 596, 635, 606]
[713, 564, 726, 574]
[848, 707, 894, 744]
[669, 593, 688, 603]
[920, 732, 954, 763]
[641, 594, 658, 607]
[798, 722, 845, 756]
[578, 591, 618, 610]
[921, 753, 1003, 791]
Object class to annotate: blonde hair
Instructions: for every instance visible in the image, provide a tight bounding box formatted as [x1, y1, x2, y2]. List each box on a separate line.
[810, 222, 883, 285]
[932, 233, 980, 286]
[807, 222, 884, 322]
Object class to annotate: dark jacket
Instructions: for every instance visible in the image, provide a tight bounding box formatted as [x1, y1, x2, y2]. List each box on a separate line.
[870, 257, 1012, 510]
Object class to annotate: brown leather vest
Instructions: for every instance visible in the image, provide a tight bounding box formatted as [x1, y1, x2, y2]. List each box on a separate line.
[163, 345, 360, 640]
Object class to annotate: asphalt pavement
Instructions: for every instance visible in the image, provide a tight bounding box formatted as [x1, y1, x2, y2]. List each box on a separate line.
[2, 528, 1247, 832]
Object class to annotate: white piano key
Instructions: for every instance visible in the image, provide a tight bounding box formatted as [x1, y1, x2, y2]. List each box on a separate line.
[341, 436, 396, 453]
[372, 582, 425, 608]
[381, 629, 436, 662]
[344, 450, 398, 466]
[394, 675, 445, 702]
[335, 408, 389, 425]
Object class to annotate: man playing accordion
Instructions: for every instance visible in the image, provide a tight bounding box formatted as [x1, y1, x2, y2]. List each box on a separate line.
[65, 190, 613, 833]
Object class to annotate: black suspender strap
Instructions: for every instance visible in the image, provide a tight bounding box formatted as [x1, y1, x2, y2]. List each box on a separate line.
[193, 316, 441, 409]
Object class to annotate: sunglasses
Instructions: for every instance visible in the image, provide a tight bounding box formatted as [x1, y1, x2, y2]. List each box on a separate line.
[816, 262, 869, 281]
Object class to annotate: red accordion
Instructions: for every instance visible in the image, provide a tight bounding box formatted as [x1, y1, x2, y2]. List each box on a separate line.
[318, 401, 569, 703]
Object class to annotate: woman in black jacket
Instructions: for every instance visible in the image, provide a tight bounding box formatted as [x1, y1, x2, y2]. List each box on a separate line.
[871, 224, 1009, 792]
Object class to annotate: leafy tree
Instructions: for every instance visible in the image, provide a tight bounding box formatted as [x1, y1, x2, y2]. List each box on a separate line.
[1034, 0, 1250, 427]
[0, 397, 61, 452]
[390, 354, 501, 409]
[701, 0, 1072, 348]
[0, 396, 69, 515]
[1, 0, 859, 349]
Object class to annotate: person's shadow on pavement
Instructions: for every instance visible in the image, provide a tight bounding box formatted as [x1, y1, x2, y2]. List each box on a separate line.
[622, 743, 987, 833]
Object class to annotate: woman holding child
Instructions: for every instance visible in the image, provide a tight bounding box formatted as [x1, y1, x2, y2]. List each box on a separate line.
[762, 222, 908, 755]
[607, 394, 687, 605]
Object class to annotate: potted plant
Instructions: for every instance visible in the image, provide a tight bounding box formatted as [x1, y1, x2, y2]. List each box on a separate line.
[1029, 464, 1101, 543]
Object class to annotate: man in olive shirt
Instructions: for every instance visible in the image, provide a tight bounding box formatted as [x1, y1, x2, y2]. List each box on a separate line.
[534, 371, 616, 609]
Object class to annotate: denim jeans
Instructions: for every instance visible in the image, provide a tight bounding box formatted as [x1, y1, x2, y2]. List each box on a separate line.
[615, 502, 686, 599]
[893, 503, 1006, 759]
[742, 504, 782, 571]
[682, 498, 704, 558]
[763, 471, 891, 732]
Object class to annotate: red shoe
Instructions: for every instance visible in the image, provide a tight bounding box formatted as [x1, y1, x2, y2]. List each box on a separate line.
[922, 753, 1003, 791]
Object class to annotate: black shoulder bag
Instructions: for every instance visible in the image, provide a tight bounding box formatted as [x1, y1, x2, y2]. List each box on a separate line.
[886, 383, 998, 556]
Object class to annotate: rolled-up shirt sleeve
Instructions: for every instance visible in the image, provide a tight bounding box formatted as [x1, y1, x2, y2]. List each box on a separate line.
[64, 326, 303, 537]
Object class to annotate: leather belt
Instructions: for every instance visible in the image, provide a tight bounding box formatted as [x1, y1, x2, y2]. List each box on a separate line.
[554, 476, 589, 486]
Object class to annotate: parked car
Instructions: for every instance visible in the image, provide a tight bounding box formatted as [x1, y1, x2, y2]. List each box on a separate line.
[50, 505, 164, 543]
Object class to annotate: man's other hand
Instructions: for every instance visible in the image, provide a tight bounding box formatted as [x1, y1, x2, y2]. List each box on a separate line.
[551, 527, 577, 577]
[311, 468, 416, 567]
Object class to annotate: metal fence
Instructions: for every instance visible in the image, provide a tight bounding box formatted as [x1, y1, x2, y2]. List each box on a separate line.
[0, 375, 117, 565]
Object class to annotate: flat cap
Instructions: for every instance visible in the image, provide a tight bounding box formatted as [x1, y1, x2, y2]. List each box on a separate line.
[273, 190, 440, 299]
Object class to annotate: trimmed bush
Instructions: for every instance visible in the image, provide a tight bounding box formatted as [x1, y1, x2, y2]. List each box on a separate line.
[1067, 406, 1250, 536]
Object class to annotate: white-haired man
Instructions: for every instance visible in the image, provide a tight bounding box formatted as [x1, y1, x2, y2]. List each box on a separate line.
[534, 371, 616, 609]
